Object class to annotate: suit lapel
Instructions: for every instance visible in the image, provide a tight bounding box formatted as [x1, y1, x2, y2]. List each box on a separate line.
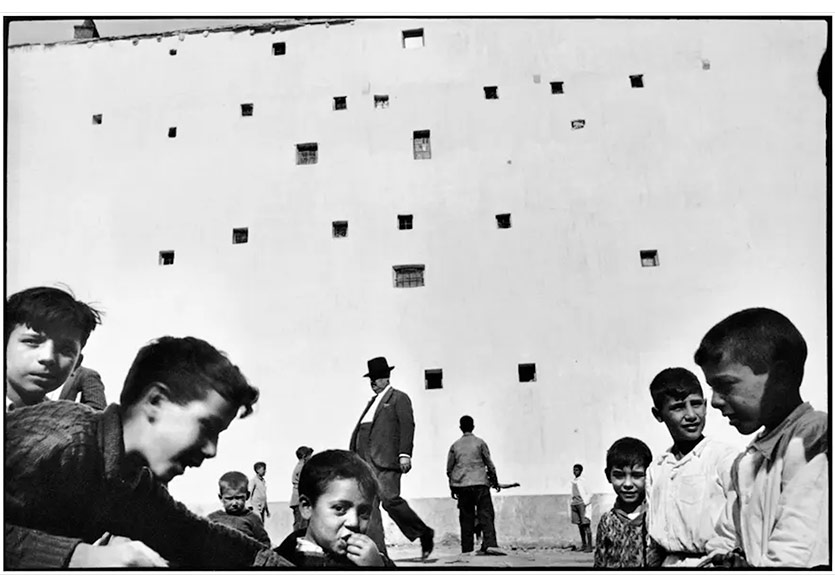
[371, 387, 394, 425]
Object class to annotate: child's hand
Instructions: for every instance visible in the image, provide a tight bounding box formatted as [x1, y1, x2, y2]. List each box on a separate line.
[69, 538, 169, 567]
[345, 533, 385, 567]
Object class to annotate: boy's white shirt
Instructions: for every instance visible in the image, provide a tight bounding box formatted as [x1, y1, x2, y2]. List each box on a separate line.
[568, 476, 594, 519]
[646, 436, 738, 566]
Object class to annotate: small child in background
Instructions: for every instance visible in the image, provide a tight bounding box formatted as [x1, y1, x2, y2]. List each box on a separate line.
[249, 461, 270, 523]
[569, 463, 593, 552]
[208, 471, 271, 547]
[594, 437, 660, 568]
[290, 446, 314, 532]
[274, 449, 396, 568]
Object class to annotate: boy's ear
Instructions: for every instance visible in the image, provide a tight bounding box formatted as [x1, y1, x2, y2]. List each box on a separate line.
[138, 383, 173, 419]
[651, 406, 663, 422]
[73, 353, 85, 371]
[299, 495, 313, 520]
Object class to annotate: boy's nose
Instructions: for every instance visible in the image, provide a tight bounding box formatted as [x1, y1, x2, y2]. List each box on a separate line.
[684, 405, 697, 420]
[343, 509, 360, 529]
[37, 341, 57, 365]
[710, 393, 725, 410]
[202, 439, 218, 459]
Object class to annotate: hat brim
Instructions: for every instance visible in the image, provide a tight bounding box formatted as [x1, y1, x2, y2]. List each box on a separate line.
[363, 366, 394, 378]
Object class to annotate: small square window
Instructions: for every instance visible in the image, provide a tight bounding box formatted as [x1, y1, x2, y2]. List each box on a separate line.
[168, 127, 177, 138]
[296, 143, 319, 165]
[571, 119, 586, 130]
[398, 214, 413, 230]
[241, 103, 254, 117]
[169, 49, 177, 56]
[496, 213, 511, 229]
[484, 86, 499, 100]
[232, 227, 249, 244]
[374, 95, 390, 109]
[425, 369, 443, 390]
[333, 96, 347, 111]
[518, 363, 536, 383]
[159, 250, 175, 266]
[332, 221, 348, 238]
[393, 265, 425, 288]
[640, 249, 659, 267]
[550, 81, 564, 94]
[630, 74, 644, 88]
[272, 42, 286, 56]
[402, 28, 424, 49]
[413, 130, 431, 160]
[92, 114, 102, 125]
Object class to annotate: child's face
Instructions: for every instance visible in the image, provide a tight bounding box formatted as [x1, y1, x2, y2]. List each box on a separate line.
[653, 391, 707, 443]
[701, 358, 769, 435]
[141, 389, 239, 483]
[301, 478, 373, 557]
[608, 464, 647, 506]
[5, 324, 82, 399]
[219, 484, 248, 515]
[256, 465, 266, 477]
[572, 466, 582, 478]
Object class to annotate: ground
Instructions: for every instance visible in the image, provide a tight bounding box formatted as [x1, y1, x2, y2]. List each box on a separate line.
[388, 540, 595, 568]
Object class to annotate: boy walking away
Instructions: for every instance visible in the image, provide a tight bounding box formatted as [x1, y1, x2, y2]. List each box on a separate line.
[5, 286, 102, 410]
[274, 449, 396, 568]
[695, 308, 829, 568]
[208, 471, 271, 547]
[570, 463, 593, 552]
[5, 336, 290, 568]
[249, 461, 270, 523]
[594, 437, 662, 568]
[646, 367, 739, 566]
[290, 446, 314, 532]
[446, 415, 505, 556]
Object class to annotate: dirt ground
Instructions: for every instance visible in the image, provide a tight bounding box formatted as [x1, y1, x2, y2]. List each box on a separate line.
[388, 541, 594, 569]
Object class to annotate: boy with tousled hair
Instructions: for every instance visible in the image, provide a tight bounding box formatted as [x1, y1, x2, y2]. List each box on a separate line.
[274, 449, 395, 567]
[5, 286, 102, 410]
[290, 446, 314, 532]
[645, 367, 738, 566]
[5, 336, 291, 568]
[694, 308, 828, 568]
[208, 471, 271, 547]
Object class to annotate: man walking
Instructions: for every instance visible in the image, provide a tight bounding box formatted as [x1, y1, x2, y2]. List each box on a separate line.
[349, 356, 435, 559]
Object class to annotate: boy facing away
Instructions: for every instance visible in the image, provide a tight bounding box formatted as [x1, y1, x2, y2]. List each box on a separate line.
[569, 463, 593, 553]
[594, 437, 661, 568]
[5, 336, 290, 568]
[249, 461, 270, 523]
[694, 308, 828, 568]
[208, 471, 271, 547]
[290, 446, 314, 532]
[274, 449, 396, 568]
[5, 286, 102, 410]
[646, 367, 739, 566]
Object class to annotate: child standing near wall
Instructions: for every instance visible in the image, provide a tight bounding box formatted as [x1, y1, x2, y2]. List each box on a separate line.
[290, 446, 314, 532]
[249, 461, 270, 523]
[208, 471, 271, 547]
[569, 463, 593, 552]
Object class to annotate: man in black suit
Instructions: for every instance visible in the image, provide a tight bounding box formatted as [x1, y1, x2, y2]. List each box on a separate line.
[349, 356, 435, 560]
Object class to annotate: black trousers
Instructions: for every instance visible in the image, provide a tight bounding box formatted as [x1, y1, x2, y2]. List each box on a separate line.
[454, 485, 497, 552]
[366, 466, 431, 555]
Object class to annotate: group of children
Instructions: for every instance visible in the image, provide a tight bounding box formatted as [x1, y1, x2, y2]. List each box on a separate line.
[3, 285, 830, 569]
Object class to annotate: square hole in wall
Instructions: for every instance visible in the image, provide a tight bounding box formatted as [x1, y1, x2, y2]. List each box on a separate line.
[232, 227, 249, 244]
[630, 74, 644, 88]
[159, 250, 175, 266]
[640, 249, 659, 267]
[550, 81, 564, 94]
[296, 142, 319, 165]
[241, 103, 254, 117]
[496, 213, 512, 229]
[272, 42, 286, 56]
[332, 221, 348, 238]
[92, 114, 102, 125]
[374, 95, 390, 109]
[398, 214, 413, 230]
[393, 265, 425, 288]
[571, 119, 585, 130]
[402, 28, 424, 49]
[169, 48, 177, 56]
[484, 86, 499, 100]
[168, 127, 177, 138]
[518, 363, 537, 383]
[413, 130, 431, 160]
[333, 96, 347, 111]
[425, 368, 443, 390]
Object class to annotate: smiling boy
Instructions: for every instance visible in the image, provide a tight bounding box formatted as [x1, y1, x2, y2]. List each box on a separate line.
[695, 308, 828, 568]
[645, 367, 738, 566]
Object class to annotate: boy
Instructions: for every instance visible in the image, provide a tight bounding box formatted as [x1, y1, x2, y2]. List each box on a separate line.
[290, 446, 314, 532]
[594, 437, 660, 568]
[5, 336, 291, 568]
[5, 286, 102, 410]
[694, 308, 828, 568]
[274, 449, 396, 568]
[249, 461, 270, 523]
[646, 367, 739, 566]
[570, 463, 593, 553]
[208, 471, 271, 547]
[446, 415, 504, 555]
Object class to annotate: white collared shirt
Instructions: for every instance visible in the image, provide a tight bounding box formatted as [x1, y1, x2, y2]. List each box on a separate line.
[360, 384, 390, 424]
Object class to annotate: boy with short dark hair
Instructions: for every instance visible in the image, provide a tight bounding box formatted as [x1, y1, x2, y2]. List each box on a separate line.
[694, 308, 828, 568]
[249, 461, 270, 523]
[5, 286, 102, 410]
[5, 336, 291, 568]
[290, 446, 314, 532]
[594, 437, 659, 568]
[274, 449, 395, 568]
[646, 367, 738, 566]
[570, 463, 593, 552]
[208, 471, 271, 547]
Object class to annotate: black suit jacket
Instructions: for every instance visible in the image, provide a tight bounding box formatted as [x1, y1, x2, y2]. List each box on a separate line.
[349, 388, 415, 471]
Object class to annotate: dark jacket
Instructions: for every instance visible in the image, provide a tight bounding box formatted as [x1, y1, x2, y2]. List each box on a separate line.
[4, 401, 291, 569]
[349, 387, 415, 470]
[207, 510, 271, 547]
[274, 530, 396, 568]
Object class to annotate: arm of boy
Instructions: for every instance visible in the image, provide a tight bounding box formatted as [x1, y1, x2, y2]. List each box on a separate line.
[69, 536, 169, 568]
[5, 523, 85, 569]
[345, 533, 385, 567]
[481, 441, 500, 490]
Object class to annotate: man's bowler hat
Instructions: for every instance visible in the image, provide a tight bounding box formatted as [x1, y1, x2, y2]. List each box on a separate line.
[364, 356, 395, 379]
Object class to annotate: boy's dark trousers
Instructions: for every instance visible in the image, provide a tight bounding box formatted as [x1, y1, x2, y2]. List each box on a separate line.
[454, 485, 497, 553]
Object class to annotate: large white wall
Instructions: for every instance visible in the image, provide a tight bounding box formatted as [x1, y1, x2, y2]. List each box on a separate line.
[6, 18, 828, 507]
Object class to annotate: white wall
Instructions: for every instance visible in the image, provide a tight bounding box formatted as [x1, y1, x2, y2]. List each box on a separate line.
[6, 18, 828, 507]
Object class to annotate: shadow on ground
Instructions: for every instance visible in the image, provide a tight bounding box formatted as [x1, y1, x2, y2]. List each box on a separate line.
[388, 542, 594, 568]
